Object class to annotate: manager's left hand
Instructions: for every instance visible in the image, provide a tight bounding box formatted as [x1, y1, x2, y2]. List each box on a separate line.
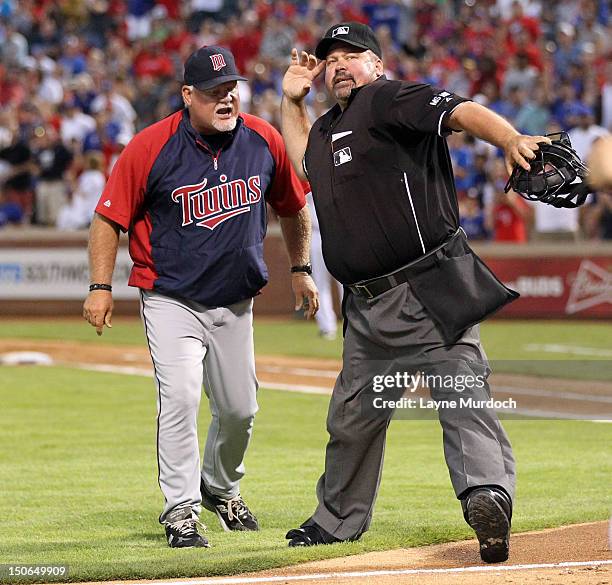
[291, 273, 319, 320]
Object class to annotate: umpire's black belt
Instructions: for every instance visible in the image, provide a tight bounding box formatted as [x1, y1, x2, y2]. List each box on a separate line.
[347, 229, 464, 299]
[346, 228, 519, 344]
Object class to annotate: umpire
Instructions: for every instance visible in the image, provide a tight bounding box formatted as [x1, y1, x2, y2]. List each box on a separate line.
[281, 22, 551, 563]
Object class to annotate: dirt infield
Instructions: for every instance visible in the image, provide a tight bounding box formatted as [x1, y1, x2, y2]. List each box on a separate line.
[2, 338, 611, 585]
[42, 522, 611, 585]
[260, 521, 611, 585]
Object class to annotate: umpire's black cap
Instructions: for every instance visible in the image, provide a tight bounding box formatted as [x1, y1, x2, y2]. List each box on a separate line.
[315, 22, 382, 60]
[183, 46, 247, 90]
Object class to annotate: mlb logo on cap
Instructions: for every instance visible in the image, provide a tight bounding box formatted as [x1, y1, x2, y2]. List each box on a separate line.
[315, 22, 382, 59]
[210, 53, 227, 72]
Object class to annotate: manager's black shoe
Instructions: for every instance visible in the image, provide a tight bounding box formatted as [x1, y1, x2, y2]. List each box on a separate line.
[463, 487, 512, 563]
[286, 523, 342, 547]
[165, 507, 210, 548]
[201, 480, 259, 531]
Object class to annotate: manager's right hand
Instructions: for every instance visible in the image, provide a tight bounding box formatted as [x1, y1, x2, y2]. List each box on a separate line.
[83, 291, 113, 336]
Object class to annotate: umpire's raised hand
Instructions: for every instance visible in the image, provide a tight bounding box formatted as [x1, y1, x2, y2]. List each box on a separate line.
[282, 48, 325, 102]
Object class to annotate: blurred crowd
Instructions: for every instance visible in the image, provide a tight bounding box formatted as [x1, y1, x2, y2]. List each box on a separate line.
[0, 0, 610, 240]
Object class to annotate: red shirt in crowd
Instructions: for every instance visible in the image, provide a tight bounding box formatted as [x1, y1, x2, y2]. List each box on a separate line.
[506, 14, 540, 47]
[494, 197, 531, 242]
[224, 26, 262, 75]
[133, 47, 174, 79]
[155, 0, 180, 19]
[163, 28, 193, 55]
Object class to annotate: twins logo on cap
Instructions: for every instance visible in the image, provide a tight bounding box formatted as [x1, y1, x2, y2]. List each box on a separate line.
[332, 26, 349, 37]
[210, 53, 227, 72]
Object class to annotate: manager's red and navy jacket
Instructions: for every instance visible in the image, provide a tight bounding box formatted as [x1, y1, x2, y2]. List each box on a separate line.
[95, 109, 305, 307]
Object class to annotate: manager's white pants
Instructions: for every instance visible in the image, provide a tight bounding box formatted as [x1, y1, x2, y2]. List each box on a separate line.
[140, 290, 258, 523]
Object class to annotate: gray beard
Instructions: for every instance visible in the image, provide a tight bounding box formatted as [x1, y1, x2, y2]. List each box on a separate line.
[333, 81, 354, 102]
[211, 116, 238, 133]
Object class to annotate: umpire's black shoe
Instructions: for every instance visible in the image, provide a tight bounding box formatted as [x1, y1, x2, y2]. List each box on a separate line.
[164, 506, 210, 548]
[286, 523, 342, 547]
[463, 487, 512, 563]
[201, 480, 259, 531]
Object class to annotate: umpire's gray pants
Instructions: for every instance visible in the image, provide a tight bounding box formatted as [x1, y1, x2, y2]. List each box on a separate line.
[140, 291, 258, 524]
[304, 282, 515, 541]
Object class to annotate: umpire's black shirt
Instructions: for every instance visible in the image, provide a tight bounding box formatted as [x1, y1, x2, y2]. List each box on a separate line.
[304, 76, 470, 284]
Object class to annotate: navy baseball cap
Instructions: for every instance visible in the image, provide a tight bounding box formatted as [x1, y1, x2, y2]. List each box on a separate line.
[183, 46, 247, 90]
[315, 22, 382, 60]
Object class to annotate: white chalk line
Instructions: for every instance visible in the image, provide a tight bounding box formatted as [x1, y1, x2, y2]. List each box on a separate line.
[74, 363, 152, 376]
[258, 365, 338, 379]
[500, 407, 612, 422]
[71, 363, 612, 421]
[524, 343, 612, 358]
[494, 386, 612, 404]
[74, 363, 612, 403]
[71, 364, 334, 395]
[256, 381, 331, 395]
[82, 363, 612, 405]
[108, 560, 612, 585]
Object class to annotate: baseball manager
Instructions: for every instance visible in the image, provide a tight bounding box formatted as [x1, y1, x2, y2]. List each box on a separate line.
[83, 46, 318, 548]
[281, 22, 550, 562]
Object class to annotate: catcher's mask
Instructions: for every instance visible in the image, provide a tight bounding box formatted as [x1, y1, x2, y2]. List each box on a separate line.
[504, 132, 591, 208]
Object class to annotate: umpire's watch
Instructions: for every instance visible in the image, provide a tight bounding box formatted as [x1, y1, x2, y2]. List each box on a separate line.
[290, 263, 312, 275]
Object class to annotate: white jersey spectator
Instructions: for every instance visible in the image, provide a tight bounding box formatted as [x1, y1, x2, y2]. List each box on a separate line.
[37, 67, 64, 105]
[1, 23, 29, 67]
[602, 63, 612, 131]
[496, 0, 542, 19]
[56, 152, 105, 230]
[533, 200, 580, 242]
[191, 0, 223, 12]
[60, 104, 96, 148]
[568, 105, 609, 160]
[90, 84, 136, 140]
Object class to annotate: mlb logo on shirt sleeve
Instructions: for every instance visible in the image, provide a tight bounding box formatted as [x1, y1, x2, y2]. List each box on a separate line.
[333, 147, 352, 166]
[210, 53, 227, 71]
[429, 91, 453, 106]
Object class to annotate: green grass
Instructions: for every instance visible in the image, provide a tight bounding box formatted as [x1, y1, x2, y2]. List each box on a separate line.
[0, 318, 611, 359]
[0, 318, 149, 347]
[1, 318, 611, 377]
[0, 366, 610, 582]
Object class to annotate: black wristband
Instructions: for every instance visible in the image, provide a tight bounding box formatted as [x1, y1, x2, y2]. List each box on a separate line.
[290, 263, 312, 275]
[89, 283, 112, 292]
